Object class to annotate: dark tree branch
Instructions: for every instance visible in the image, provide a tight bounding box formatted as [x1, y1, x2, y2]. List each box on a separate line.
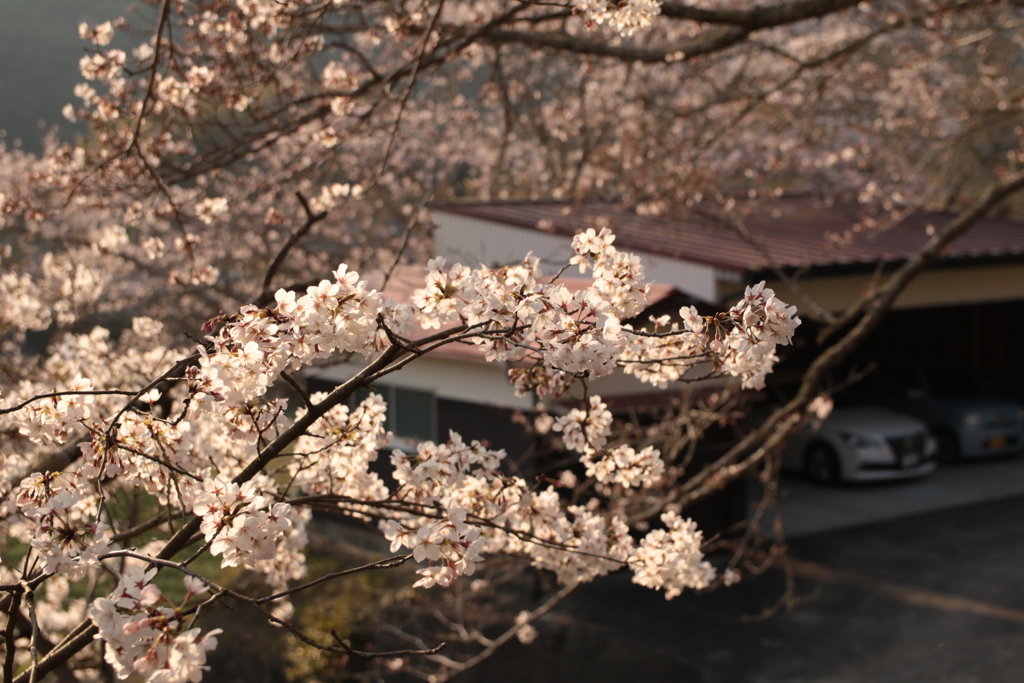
[659, 0, 863, 27]
[482, 25, 752, 64]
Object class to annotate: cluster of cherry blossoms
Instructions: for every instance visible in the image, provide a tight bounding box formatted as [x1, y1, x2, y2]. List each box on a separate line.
[618, 282, 800, 391]
[13, 374, 97, 446]
[414, 225, 798, 397]
[381, 429, 636, 587]
[572, 0, 663, 36]
[190, 265, 408, 410]
[382, 507, 486, 588]
[89, 567, 222, 682]
[630, 511, 716, 599]
[15, 470, 110, 580]
[193, 478, 295, 569]
[413, 226, 648, 398]
[384, 432, 512, 587]
[286, 391, 391, 504]
[374, 423, 688, 591]
[553, 396, 665, 488]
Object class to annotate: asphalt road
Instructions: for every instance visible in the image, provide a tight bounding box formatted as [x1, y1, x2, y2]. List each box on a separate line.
[458, 494, 1024, 683]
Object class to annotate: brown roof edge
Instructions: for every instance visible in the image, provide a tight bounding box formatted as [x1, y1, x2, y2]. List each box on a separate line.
[432, 198, 1024, 273]
[431, 200, 752, 274]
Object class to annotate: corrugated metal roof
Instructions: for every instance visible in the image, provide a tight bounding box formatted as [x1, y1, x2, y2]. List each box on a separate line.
[431, 198, 1024, 273]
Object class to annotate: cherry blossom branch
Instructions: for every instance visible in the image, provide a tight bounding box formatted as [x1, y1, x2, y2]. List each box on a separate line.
[0, 390, 137, 417]
[261, 555, 412, 603]
[60, 0, 172, 205]
[109, 510, 189, 545]
[301, 496, 646, 566]
[22, 582, 38, 683]
[482, 25, 752, 64]
[280, 371, 314, 411]
[255, 600, 445, 659]
[98, 549, 413, 609]
[330, 628, 446, 660]
[127, 0, 173, 153]
[101, 349, 204, 446]
[183, 572, 450, 662]
[819, 165, 1024, 343]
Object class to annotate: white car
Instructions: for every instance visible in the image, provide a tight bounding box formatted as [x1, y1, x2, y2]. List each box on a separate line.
[782, 406, 938, 483]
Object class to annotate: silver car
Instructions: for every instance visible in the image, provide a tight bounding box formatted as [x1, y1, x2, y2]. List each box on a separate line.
[874, 365, 1024, 461]
[782, 406, 938, 484]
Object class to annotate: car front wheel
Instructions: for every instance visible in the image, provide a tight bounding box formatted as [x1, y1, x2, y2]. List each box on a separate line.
[804, 442, 842, 484]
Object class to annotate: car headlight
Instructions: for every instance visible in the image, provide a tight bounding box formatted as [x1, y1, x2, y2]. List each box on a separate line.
[839, 431, 882, 449]
[962, 413, 983, 428]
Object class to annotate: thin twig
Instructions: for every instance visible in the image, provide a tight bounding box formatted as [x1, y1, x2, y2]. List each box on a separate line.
[261, 192, 329, 296]
[21, 583, 38, 683]
[429, 579, 580, 682]
[371, 0, 446, 185]
[62, 0, 172, 205]
[3, 590, 22, 683]
[381, 193, 433, 291]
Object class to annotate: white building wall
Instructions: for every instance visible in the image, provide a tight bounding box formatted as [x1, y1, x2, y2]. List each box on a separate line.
[435, 213, 574, 272]
[434, 210, 721, 303]
[310, 356, 534, 410]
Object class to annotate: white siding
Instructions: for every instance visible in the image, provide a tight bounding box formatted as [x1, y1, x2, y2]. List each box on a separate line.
[435, 213, 573, 273]
[586, 367, 723, 399]
[434, 210, 720, 302]
[310, 356, 534, 410]
[640, 250, 719, 304]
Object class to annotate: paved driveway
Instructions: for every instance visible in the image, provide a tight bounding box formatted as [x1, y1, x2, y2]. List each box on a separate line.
[774, 451, 1024, 538]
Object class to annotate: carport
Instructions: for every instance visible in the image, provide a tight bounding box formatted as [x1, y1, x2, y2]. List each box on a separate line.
[434, 198, 1024, 533]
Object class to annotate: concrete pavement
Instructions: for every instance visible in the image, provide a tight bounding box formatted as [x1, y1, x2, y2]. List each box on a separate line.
[775, 451, 1024, 538]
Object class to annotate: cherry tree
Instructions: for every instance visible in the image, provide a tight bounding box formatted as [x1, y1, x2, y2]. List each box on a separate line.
[2, 0, 1024, 680]
[1, 214, 803, 681]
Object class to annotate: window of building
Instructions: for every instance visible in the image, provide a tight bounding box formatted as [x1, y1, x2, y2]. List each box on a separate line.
[352, 384, 437, 442]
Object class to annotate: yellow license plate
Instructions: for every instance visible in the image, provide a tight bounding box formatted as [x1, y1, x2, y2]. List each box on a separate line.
[987, 436, 1008, 450]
